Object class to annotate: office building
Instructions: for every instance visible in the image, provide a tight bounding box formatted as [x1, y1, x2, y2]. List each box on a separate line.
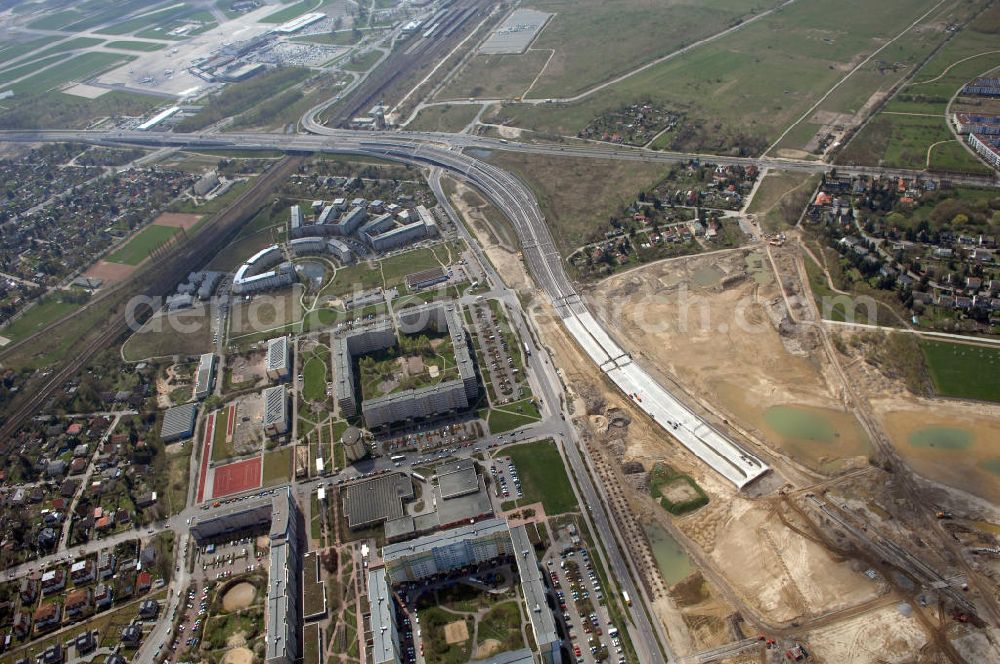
[266, 336, 291, 381]
[381, 518, 513, 585]
[194, 353, 215, 400]
[262, 385, 289, 436]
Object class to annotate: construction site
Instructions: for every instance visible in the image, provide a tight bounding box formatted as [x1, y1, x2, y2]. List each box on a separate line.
[457, 194, 1000, 662]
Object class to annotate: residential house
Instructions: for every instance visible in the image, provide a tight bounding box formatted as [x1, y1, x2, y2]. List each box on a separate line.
[138, 599, 159, 619]
[19, 577, 38, 604]
[97, 551, 116, 580]
[40, 569, 66, 595]
[94, 583, 112, 609]
[121, 624, 142, 647]
[12, 611, 31, 639]
[41, 644, 63, 664]
[64, 588, 92, 618]
[32, 603, 61, 632]
[136, 571, 152, 594]
[70, 560, 95, 585]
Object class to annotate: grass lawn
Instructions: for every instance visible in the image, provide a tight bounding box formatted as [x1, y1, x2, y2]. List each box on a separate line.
[0, 55, 69, 87]
[106, 40, 168, 51]
[342, 49, 381, 72]
[921, 340, 1000, 402]
[486, 399, 541, 434]
[106, 223, 181, 265]
[27, 9, 85, 30]
[212, 408, 232, 462]
[295, 30, 363, 46]
[302, 345, 330, 402]
[408, 104, 480, 132]
[380, 246, 446, 286]
[1, 296, 81, 342]
[0, 37, 54, 67]
[477, 601, 525, 652]
[746, 170, 820, 233]
[261, 0, 316, 24]
[263, 447, 294, 485]
[500, 439, 577, 514]
[121, 309, 213, 361]
[501, 0, 945, 155]
[437, 51, 551, 101]
[97, 4, 189, 35]
[419, 606, 473, 664]
[9, 51, 133, 95]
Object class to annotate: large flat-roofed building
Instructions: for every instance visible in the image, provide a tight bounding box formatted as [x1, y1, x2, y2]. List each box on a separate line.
[262, 385, 289, 436]
[266, 489, 300, 664]
[510, 525, 560, 663]
[342, 474, 414, 530]
[266, 336, 291, 381]
[160, 403, 197, 442]
[382, 518, 513, 585]
[327, 238, 353, 264]
[333, 301, 478, 428]
[436, 459, 479, 500]
[190, 495, 273, 541]
[232, 261, 295, 295]
[194, 353, 216, 400]
[290, 205, 302, 232]
[405, 266, 447, 291]
[368, 569, 401, 664]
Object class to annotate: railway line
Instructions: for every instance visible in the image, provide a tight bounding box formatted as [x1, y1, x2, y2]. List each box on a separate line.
[0, 155, 302, 443]
[326, 0, 488, 128]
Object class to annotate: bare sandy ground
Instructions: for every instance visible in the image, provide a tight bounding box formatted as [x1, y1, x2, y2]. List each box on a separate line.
[444, 619, 469, 644]
[590, 249, 869, 474]
[84, 260, 136, 285]
[153, 212, 203, 229]
[222, 582, 256, 611]
[221, 646, 253, 664]
[805, 604, 926, 663]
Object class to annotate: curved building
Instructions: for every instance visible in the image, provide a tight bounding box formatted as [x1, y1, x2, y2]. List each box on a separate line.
[342, 426, 367, 462]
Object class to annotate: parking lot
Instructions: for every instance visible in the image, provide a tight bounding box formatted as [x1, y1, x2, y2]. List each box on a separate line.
[543, 526, 622, 664]
[488, 455, 523, 502]
[470, 301, 525, 403]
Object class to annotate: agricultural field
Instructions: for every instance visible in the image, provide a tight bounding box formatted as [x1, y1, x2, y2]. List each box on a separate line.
[496, 0, 948, 156]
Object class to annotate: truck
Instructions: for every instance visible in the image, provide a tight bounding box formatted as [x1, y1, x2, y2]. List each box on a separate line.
[622, 591, 631, 607]
[524, 342, 531, 357]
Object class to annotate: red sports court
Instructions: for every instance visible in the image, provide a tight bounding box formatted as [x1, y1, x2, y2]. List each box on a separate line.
[211, 457, 262, 499]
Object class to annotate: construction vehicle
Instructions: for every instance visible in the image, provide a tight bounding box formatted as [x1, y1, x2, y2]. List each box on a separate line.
[936, 511, 954, 519]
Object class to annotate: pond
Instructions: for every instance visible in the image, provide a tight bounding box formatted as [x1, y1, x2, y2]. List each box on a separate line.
[644, 522, 693, 586]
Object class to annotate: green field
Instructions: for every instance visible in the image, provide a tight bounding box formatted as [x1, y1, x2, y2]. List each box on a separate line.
[0, 89, 162, 130]
[263, 447, 294, 485]
[500, 439, 577, 514]
[342, 50, 381, 72]
[0, 38, 55, 67]
[499, 0, 944, 155]
[9, 52, 133, 95]
[302, 346, 330, 402]
[437, 50, 553, 101]
[30, 37, 105, 60]
[261, 0, 316, 24]
[0, 296, 82, 343]
[523, 0, 785, 99]
[212, 408, 233, 461]
[175, 67, 312, 131]
[921, 340, 1000, 402]
[106, 224, 181, 265]
[27, 9, 86, 30]
[0, 55, 67, 88]
[486, 399, 541, 434]
[407, 104, 480, 132]
[484, 151, 661, 256]
[746, 170, 819, 233]
[106, 40, 168, 51]
[837, 14, 1000, 171]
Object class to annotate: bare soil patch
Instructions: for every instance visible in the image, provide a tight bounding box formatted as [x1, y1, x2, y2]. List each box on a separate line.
[222, 582, 256, 611]
[805, 604, 926, 663]
[473, 638, 502, 659]
[221, 646, 254, 664]
[443, 619, 469, 644]
[153, 212, 202, 229]
[84, 260, 136, 285]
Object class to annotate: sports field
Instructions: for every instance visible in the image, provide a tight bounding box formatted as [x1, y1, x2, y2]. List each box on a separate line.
[499, 0, 947, 155]
[106, 224, 181, 266]
[212, 457, 263, 498]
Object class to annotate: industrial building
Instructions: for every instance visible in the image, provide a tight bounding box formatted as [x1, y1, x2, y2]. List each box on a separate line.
[333, 301, 478, 428]
[137, 106, 180, 131]
[381, 517, 513, 585]
[194, 353, 216, 400]
[265, 336, 291, 381]
[262, 385, 289, 436]
[160, 403, 197, 442]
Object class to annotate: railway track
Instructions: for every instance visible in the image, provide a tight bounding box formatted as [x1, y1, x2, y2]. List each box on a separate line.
[327, 0, 487, 127]
[0, 155, 303, 443]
